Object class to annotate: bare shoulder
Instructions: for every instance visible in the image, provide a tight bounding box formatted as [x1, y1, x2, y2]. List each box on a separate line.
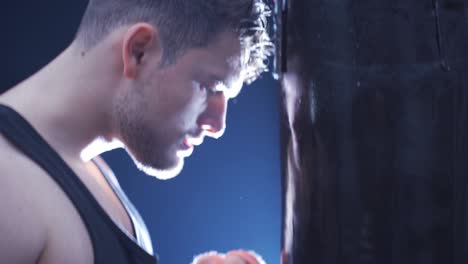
[0, 135, 48, 263]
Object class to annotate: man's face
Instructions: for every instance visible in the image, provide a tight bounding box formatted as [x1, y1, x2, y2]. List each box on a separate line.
[113, 31, 244, 179]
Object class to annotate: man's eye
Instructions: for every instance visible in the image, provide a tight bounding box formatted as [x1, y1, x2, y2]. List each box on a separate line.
[200, 84, 213, 94]
[201, 83, 221, 95]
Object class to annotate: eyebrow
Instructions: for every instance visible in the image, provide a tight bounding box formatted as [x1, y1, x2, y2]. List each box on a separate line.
[201, 58, 243, 96]
[208, 74, 229, 87]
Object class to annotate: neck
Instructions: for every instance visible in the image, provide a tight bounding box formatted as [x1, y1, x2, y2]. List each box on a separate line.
[0, 42, 122, 163]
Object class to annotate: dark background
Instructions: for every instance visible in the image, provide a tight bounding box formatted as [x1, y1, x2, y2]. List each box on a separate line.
[0, 1, 281, 263]
[280, 1, 468, 263]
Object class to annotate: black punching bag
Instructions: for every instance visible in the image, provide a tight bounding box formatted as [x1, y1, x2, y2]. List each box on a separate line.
[278, 0, 468, 263]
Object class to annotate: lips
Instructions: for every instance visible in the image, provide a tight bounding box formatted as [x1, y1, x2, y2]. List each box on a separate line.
[185, 135, 204, 146]
[177, 135, 204, 158]
[182, 138, 194, 149]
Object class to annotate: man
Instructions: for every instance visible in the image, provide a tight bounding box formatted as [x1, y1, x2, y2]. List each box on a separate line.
[0, 0, 273, 263]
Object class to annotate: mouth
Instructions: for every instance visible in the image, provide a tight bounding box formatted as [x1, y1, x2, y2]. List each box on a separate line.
[184, 135, 204, 148]
[182, 138, 194, 149]
[177, 139, 194, 158]
[177, 136, 203, 158]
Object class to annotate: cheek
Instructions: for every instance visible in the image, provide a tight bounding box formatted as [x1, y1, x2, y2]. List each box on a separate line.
[175, 82, 208, 130]
[150, 67, 208, 130]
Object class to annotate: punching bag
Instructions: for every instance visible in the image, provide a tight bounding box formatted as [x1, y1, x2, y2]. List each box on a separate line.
[278, 0, 468, 263]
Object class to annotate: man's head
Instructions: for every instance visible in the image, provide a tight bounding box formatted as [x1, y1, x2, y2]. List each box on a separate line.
[74, 0, 273, 179]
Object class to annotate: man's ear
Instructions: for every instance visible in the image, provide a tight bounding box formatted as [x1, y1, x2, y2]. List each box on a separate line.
[122, 23, 162, 79]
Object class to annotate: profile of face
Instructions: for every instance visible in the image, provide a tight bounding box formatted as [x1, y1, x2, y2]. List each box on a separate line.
[113, 24, 244, 180]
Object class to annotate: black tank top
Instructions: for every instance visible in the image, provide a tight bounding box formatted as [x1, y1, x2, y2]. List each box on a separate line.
[0, 105, 158, 264]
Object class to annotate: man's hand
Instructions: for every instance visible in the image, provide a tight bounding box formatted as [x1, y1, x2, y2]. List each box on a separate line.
[192, 250, 266, 264]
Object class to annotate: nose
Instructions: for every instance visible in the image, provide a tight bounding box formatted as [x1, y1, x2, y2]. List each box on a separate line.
[197, 93, 228, 139]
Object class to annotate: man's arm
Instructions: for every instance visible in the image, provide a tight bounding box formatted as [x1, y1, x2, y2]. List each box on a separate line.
[0, 153, 47, 263]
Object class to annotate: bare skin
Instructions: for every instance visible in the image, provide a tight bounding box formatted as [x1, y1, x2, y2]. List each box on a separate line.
[0, 22, 255, 264]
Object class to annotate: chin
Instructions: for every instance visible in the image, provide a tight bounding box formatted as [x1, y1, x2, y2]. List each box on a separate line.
[125, 142, 187, 180]
[135, 157, 185, 180]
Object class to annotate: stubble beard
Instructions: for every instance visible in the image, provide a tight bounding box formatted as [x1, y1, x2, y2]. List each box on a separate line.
[113, 88, 183, 179]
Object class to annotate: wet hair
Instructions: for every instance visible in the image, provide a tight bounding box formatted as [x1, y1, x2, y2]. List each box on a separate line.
[75, 0, 274, 83]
